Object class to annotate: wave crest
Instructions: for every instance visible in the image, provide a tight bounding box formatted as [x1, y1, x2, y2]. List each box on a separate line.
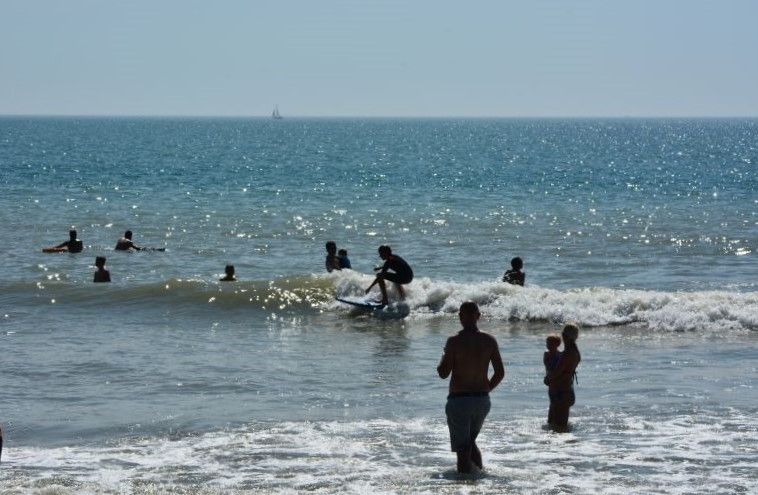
[4, 271, 756, 333]
[332, 271, 758, 333]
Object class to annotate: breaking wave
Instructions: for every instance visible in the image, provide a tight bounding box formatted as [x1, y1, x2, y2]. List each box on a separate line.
[2, 270, 756, 333]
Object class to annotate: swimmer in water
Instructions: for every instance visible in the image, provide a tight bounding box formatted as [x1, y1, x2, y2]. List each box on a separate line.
[502, 256, 525, 286]
[93, 256, 111, 283]
[325, 241, 341, 272]
[43, 229, 83, 253]
[337, 248, 351, 269]
[114, 230, 165, 251]
[115, 230, 142, 251]
[220, 264, 237, 282]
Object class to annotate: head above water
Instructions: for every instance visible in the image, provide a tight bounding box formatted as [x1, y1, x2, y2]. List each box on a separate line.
[562, 323, 579, 342]
[546, 335, 561, 350]
[225, 264, 235, 275]
[325, 241, 337, 254]
[95, 256, 106, 268]
[124, 230, 133, 239]
[69, 229, 77, 240]
[511, 257, 523, 270]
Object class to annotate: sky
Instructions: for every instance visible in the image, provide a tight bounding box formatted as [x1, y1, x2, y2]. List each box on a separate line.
[1, 0, 757, 117]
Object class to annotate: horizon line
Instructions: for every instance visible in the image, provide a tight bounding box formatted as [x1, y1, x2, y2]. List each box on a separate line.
[2, 113, 758, 120]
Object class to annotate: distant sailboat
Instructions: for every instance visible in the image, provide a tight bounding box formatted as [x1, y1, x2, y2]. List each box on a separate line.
[272, 105, 283, 119]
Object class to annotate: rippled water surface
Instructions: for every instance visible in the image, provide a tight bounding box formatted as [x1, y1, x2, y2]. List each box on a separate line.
[0, 118, 756, 493]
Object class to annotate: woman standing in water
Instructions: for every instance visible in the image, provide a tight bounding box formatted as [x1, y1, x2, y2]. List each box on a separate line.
[547, 324, 581, 431]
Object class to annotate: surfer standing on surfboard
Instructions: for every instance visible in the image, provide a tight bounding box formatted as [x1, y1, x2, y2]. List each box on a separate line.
[365, 245, 413, 306]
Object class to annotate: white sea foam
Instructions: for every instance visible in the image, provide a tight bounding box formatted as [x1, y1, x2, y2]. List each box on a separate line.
[2, 409, 756, 494]
[329, 271, 758, 333]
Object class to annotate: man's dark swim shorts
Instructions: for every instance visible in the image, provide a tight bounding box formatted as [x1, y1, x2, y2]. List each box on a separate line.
[445, 393, 491, 452]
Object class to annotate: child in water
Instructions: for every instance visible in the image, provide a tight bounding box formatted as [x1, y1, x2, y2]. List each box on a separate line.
[502, 256, 525, 286]
[220, 264, 237, 281]
[543, 335, 561, 381]
[543, 334, 561, 424]
[93, 256, 111, 283]
[337, 248, 351, 269]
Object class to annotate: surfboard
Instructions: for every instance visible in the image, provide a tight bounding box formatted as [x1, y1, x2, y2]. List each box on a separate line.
[335, 296, 385, 309]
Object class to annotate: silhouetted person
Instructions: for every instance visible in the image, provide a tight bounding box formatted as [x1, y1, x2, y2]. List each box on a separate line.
[337, 248, 351, 269]
[365, 245, 413, 306]
[325, 241, 341, 272]
[220, 264, 237, 282]
[543, 335, 562, 424]
[93, 256, 111, 283]
[546, 324, 581, 432]
[115, 230, 165, 252]
[437, 302, 505, 474]
[43, 229, 83, 253]
[502, 256, 524, 286]
[115, 230, 142, 251]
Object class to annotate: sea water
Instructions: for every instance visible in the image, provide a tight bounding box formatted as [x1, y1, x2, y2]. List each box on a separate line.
[0, 117, 756, 494]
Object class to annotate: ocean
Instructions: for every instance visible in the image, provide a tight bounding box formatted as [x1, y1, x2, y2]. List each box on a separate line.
[0, 117, 756, 494]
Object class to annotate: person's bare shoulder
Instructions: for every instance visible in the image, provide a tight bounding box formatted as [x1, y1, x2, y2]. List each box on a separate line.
[479, 332, 499, 348]
[445, 334, 461, 350]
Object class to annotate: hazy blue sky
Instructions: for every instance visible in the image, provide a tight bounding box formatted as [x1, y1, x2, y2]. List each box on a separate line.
[2, 0, 757, 117]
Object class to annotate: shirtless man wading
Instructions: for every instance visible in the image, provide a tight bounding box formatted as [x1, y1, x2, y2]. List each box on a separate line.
[437, 301, 505, 474]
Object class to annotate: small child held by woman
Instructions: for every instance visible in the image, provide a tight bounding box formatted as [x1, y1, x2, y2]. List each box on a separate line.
[543, 334, 561, 424]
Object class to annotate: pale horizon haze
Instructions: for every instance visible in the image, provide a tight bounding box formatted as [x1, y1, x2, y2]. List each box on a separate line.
[2, 0, 757, 117]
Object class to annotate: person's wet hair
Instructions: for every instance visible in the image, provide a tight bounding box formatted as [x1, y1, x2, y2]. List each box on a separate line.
[459, 301, 480, 315]
[95, 256, 106, 267]
[69, 229, 77, 238]
[225, 264, 235, 274]
[378, 245, 392, 255]
[125, 230, 133, 239]
[546, 335, 561, 348]
[562, 324, 579, 341]
[511, 257, 523, 270]
[325, 241, 336, 252]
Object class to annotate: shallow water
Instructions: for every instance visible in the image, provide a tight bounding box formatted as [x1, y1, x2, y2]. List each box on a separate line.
[0, 118, 756, 493]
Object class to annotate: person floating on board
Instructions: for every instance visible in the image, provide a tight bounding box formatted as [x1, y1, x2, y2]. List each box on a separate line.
[502, 256, 525, 286]
[365, 245, 413, 306]
[43, 229, 83, 253]
[114, 230, 142, 251]
[543, 334, 562, 424]
[545, 324, 581, 432]
[337, 248, 351, 269]
[325, 241, 341, 272]
[114, 230, 165, 251]
[93, 256, 111, 283]
[437, 302, 505, 474]
[220, 264, 237, 282]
